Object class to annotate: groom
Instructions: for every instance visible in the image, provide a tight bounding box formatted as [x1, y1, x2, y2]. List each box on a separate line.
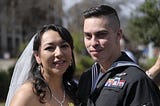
[77, 4, 160, 106]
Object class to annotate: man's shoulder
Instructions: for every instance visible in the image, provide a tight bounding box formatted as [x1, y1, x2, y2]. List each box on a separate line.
[125, 66, 145, 77]
[81, 67, 92, 77]
[121, 66, 149, 83]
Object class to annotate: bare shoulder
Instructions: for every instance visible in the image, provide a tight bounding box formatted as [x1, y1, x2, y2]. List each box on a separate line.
[10, 81, 40, 106]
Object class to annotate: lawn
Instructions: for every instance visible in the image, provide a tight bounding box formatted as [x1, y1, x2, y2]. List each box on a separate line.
[0, 103, 5, 106]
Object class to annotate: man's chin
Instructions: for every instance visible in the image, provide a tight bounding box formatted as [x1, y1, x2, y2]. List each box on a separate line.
[91, 56, 99, 62]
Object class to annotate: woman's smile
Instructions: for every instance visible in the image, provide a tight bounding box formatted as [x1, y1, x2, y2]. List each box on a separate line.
[53, 60, 66, 67]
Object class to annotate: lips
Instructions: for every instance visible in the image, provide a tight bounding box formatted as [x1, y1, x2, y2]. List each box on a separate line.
[89, 49, 102, 55]
[53, 60, 66, 66]
[90, 48, 102, 52]
[90, 49, 99, 52]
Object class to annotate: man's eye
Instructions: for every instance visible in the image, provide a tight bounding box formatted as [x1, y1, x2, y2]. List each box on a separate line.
[84, 34, 92, 39]
[96, 32, 108, 38]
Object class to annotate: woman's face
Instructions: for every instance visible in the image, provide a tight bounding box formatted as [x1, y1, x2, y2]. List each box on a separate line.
[34, 30, 72, 76]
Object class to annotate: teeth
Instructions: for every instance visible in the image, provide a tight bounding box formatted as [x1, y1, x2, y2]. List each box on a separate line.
[57, 61, 63, 63]
[54, 61, 64, 64]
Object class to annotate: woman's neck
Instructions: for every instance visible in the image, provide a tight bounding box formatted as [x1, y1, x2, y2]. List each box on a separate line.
[42, 71, 64, 91]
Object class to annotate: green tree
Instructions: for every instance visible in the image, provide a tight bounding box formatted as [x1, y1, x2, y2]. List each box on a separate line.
[126, 0, 160, 46]
[71, 32, 93, 77]
[0, 71, 10, 101]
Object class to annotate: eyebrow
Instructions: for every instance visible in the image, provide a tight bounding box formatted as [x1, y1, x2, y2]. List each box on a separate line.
[44, 40, 67, 46]
[95, 30, 108, 34]
[84, 29, 108, 35]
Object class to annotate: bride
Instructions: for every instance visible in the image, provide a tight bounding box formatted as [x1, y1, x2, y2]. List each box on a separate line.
[5, 24, 78, 106]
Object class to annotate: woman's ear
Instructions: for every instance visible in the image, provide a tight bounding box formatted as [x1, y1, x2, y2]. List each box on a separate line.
[34, 51, 41, 64]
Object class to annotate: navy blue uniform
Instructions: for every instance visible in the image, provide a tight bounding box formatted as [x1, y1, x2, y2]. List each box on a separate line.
[77, 52, 160, 106]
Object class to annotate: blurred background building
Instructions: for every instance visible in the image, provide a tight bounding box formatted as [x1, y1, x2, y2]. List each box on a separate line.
[0, 0, 63, 58]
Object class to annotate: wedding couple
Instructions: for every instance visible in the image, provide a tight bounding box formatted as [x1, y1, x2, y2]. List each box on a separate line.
[6, 5, 160, 106]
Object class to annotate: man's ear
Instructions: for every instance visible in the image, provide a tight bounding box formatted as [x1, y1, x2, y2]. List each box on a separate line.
[34, 51, 41, 64]
[117, 29, 123, 41]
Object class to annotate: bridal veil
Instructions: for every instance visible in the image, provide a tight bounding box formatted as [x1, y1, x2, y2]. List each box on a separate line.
[5, 35, 36, 106]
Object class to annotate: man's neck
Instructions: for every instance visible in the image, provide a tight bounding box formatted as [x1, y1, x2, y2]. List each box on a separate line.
[99, 52, 122, 73]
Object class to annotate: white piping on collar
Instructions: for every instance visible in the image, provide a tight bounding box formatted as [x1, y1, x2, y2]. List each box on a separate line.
[91, 61, 140, 93]
[108, 61, 140, 71]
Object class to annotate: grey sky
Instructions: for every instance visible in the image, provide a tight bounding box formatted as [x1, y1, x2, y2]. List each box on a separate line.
[62, 0, 145, 17]
[62, 0, 82, 11]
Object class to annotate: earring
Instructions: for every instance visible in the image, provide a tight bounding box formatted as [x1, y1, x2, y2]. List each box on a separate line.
[70, 60, 72, 66]
[36, 64, 41, 74]
[34, 65, 41, 77]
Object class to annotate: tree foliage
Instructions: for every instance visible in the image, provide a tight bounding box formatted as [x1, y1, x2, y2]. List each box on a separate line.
[126, 0, 160, 46]
[71, 32, 93, 76]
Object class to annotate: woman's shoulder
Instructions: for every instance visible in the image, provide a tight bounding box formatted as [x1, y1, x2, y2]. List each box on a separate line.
[10, 81, 40, 106]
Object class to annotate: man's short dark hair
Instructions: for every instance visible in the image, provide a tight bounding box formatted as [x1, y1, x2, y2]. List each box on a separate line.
[83, 5, 120, 31]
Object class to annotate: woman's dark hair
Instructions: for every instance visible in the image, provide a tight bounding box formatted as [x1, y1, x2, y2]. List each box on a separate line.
[30, 24, 76, 103]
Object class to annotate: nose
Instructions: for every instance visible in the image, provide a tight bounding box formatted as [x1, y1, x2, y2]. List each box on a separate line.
[54, 46, 63, 57]
[91, 36, 99, 47]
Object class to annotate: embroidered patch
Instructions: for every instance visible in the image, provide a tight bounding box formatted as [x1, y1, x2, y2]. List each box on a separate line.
[116, 73, 127, 77]
[105, 77, 126, 88]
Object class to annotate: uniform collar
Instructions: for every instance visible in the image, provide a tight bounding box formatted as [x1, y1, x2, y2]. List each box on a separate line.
[93, 52, 139, 73]
[108, 52, 139, 72]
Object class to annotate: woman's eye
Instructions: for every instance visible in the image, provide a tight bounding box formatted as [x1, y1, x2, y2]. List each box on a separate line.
[61, 43, 70, 48]
[45, 47, 55, 51]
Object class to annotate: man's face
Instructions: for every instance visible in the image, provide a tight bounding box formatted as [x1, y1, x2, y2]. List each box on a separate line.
[83, 16, 122, 67]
